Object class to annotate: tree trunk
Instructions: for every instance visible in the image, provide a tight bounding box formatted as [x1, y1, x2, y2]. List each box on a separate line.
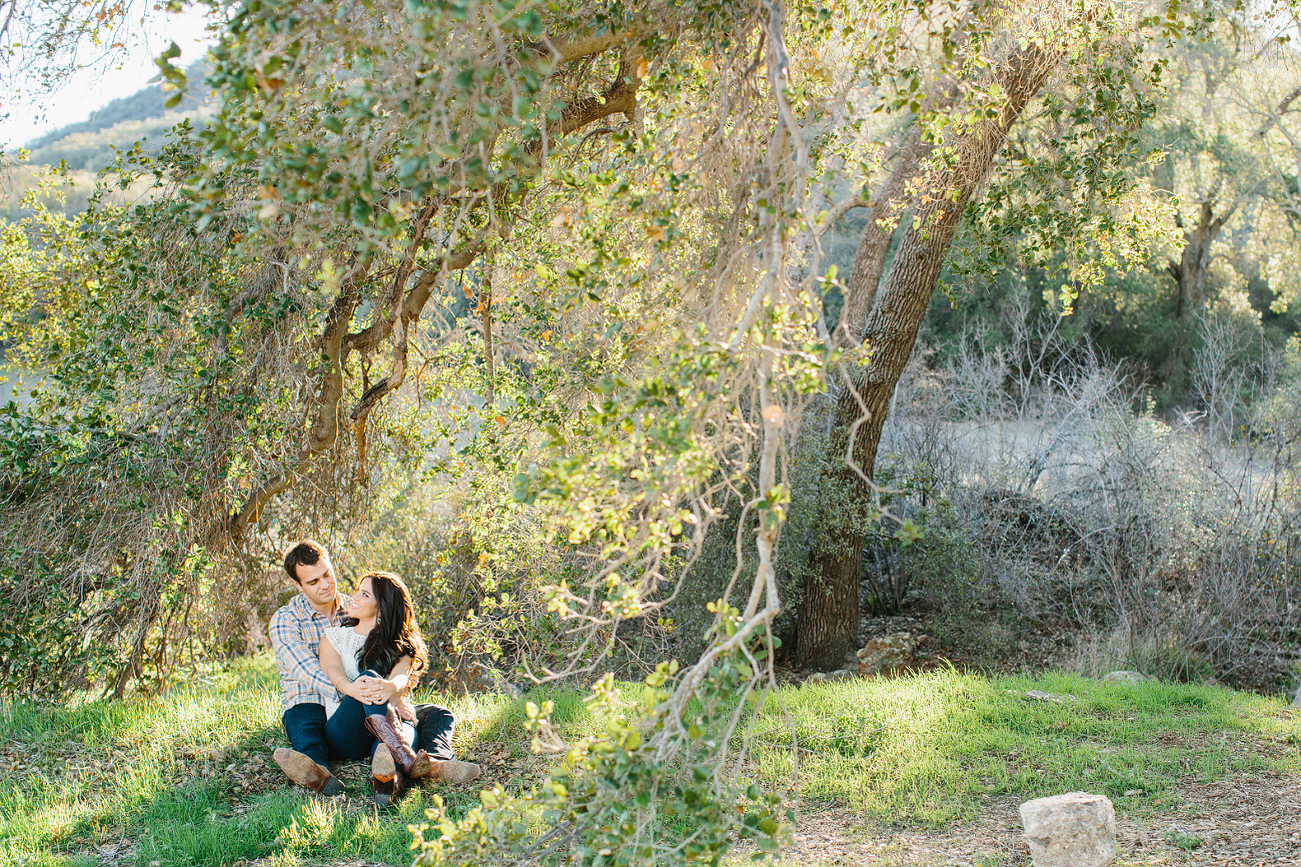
[833, 128, 926, 350]
[795, 37, 1063, 670]
[1167, 201, 1233, 318]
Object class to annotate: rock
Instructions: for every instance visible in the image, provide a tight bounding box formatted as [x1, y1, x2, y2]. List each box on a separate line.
[805, 669, 857, 685]
[1019, 791, 1117, 867]
[856, 632, 923, 676]
[1292, 686, 1301, 707]
[1023, 689, 1076, 705]
[1102, 670, 1154, 685]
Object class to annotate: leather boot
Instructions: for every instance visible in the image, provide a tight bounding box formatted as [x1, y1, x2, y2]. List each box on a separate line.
[428, 759, 483, 784]
[365, 705, 432, 779]
[369, 743, 408, 807]
[273, 748, 345, 795]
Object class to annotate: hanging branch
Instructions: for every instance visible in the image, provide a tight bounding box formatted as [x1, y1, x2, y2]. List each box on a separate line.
[479, 249, 496, 407]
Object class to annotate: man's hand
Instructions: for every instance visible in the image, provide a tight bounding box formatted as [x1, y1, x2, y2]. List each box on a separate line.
[393, 691, 417, 723]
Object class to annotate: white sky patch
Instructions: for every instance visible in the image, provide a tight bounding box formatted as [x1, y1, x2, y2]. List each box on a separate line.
[1, 6, 216, 150]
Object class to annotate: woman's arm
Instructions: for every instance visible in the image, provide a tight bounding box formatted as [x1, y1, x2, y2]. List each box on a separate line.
[320, 633, 371, 702]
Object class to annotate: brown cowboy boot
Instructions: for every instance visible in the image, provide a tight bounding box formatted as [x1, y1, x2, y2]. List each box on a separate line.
[428, 759, 483, 784]
[365, 705, 432, 779]
[273, 748, 345, 795]
[369, 743, 408, 807]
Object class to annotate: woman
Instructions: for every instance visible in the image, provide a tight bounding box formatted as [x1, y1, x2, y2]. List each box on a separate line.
[319, 570, 476, 804]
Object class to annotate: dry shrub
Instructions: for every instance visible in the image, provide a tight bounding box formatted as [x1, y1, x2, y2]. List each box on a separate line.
[875, 316, 1301, 691]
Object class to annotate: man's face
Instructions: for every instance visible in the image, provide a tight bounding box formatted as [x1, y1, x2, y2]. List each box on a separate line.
[292, 559, 337, 611]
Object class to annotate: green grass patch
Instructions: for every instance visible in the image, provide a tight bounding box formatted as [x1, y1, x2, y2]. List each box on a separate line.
[1, 657, 1296, 865]
[0, 657, 613, 867]
[751, 667, 1301, 826]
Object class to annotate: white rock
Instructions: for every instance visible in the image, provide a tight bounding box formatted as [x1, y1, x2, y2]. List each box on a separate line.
[1019, 791, 1117, 867]
[1023, 690, 1076, 704]
[1102, 670, 1153, 685]
[1292, 686, 1300, 707]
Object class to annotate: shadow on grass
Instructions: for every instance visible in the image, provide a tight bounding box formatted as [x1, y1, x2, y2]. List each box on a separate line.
[0, 658, 542, 867]
[110, 684, 601, 865]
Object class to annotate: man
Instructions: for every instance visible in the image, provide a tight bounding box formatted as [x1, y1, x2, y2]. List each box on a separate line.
[269, 539, 469, 793]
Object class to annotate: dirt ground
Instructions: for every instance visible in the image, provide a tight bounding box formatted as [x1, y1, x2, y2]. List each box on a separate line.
[298, 768, 1301, 867]
[762, 769, 1301, 867]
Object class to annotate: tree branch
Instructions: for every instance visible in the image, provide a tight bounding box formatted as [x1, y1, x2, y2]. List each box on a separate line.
[479, 249, 496, 407]
[533, 31, 632, 64]
[226, 252, 372, 541]
[1256, 84, 1301, 138]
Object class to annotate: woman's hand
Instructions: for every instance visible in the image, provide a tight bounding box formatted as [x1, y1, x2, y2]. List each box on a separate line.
[321, 633, 385, 703]
[343, 677, 383, 703]
[352, 675, 390, 704]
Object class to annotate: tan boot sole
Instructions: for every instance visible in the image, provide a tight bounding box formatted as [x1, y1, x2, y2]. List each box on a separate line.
[407, 750, 432, 779]
[430, 760, 482, 784]
[273, 748, 343, 795]
[372, 744, 397, 807]
[372, 744, 396, 779]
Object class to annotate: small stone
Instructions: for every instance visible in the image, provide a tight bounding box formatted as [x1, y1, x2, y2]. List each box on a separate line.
[1292, 686, 1300, 707]
[1023, 690, 1076, 704]
[1102, 670, 1154, 685]
[1020, 791, 1117, 867]
[805, 669, 857, 685]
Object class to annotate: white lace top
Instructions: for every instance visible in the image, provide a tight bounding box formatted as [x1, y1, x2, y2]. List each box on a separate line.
[322, 626, 367, 717]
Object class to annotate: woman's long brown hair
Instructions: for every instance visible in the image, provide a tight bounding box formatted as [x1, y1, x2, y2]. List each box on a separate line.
[343, 570, 428, 682]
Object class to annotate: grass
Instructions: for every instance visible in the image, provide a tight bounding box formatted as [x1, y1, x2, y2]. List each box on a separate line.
[751, 668, 1300, 826]
[1, 658, 1297, 866]
[0, 658, 605, 867]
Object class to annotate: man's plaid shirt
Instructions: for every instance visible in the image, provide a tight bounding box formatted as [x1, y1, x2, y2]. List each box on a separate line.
[269, 592, 352, 713]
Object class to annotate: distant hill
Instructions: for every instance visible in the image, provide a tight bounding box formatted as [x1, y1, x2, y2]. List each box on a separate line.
[23, 59, 213, 172]
[2, 60, 214, 219]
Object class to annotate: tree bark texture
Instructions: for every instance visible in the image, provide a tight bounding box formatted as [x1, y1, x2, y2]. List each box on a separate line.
[833, 129, 925, 350]
[1167, 200, 1233, 318]
[795, 38, 1063, 670]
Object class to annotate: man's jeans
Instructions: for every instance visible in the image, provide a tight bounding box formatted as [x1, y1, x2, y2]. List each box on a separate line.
[414, 703, 455, 761]
[282, 702, 330, 768]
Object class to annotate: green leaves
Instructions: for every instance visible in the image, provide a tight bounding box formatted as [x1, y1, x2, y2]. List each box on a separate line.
[414, 649, 790, 866]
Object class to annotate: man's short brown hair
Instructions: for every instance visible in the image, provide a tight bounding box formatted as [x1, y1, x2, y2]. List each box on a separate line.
[283, 540, 330, 583]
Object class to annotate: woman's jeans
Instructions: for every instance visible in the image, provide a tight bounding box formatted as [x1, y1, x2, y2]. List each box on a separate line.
[324, 670, 419, 761]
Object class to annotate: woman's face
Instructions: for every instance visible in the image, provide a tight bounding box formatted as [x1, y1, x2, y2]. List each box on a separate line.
[348, 577, 378, 621]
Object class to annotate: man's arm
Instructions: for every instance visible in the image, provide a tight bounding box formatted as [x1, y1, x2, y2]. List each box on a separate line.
[270, 609, 336, 697]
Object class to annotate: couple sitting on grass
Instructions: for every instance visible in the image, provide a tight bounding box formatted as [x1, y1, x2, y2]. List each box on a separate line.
[269, 540, 481, 805]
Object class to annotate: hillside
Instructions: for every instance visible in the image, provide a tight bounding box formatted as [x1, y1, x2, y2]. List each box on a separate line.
[1, 61, 212, 219]
[23, 59, 212, 171]
[24, 60, 211, 152]
[24, 107, 213, 174]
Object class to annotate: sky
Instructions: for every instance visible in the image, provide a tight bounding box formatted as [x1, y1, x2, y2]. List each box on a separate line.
[0, 6, 215, 150]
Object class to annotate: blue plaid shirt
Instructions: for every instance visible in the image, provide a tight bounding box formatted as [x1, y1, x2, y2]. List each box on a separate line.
[269, 592, 352, 713]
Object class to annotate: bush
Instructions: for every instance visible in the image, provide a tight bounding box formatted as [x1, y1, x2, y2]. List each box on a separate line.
[869, 320, 1301, 691]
